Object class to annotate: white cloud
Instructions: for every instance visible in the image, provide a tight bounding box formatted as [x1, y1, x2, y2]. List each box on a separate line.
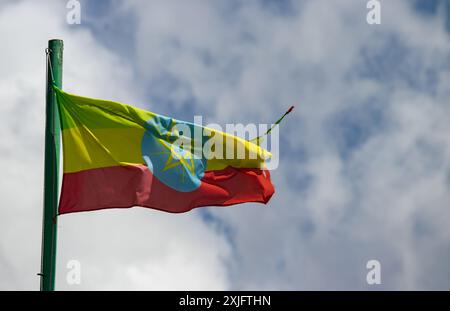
[57, 210, 230, 290]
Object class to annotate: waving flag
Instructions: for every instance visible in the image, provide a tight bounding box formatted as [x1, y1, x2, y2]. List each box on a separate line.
[55, 87, 274, 214]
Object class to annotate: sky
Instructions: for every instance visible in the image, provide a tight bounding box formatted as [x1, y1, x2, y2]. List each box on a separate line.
[1, 0, 450, 290]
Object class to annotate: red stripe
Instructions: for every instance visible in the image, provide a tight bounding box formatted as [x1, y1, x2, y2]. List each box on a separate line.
[59, 165, 274, 215]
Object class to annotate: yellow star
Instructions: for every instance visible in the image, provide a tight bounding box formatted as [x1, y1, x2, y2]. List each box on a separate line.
[148, 119, 196, 183]
[159, 140, 195, 174]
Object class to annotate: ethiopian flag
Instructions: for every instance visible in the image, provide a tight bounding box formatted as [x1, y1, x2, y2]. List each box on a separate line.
[55, 87, 274, 214]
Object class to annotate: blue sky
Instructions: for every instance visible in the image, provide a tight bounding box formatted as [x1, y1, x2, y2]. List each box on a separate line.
[1, 0, 450, 290]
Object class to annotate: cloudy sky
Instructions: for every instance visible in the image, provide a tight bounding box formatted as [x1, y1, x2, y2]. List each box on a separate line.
[1, 0, 450, 290]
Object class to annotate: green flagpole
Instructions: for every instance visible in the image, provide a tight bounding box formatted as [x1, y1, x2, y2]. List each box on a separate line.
[40, 39, 63, 291]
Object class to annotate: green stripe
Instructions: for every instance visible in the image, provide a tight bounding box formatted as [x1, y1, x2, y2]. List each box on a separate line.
[55, 87, 155, 130]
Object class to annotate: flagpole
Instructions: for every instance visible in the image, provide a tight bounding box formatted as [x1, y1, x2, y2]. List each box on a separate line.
[40, 39, 63, 291]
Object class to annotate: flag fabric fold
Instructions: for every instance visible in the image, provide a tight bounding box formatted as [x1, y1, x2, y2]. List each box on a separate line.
[55, 87, 274, 214]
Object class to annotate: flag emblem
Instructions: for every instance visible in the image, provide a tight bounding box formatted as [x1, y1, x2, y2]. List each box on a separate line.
[141, 115, 206, 192]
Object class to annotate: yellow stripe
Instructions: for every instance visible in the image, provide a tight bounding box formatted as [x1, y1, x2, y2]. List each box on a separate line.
[62, 127, 145, 173]
[205, 140, 270, 171]
[63, 126, 271, 173]
[57, 87, 271, 173]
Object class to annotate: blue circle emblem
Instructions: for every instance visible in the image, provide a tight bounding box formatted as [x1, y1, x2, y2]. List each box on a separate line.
[141, 115, 205, 192]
